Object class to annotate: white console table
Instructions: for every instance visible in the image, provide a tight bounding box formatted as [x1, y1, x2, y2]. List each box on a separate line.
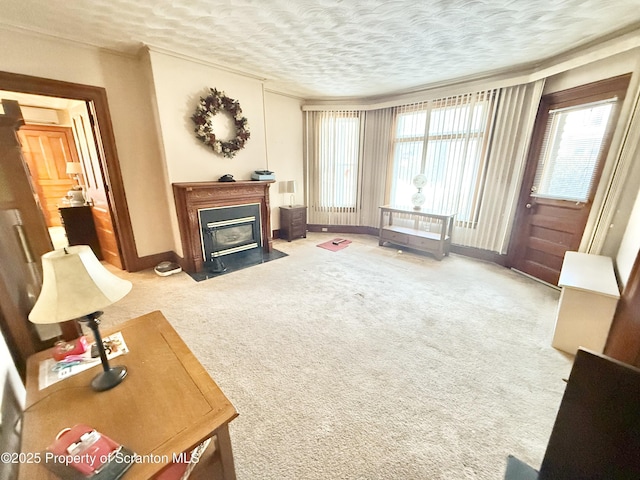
[552, 252, 620, 355]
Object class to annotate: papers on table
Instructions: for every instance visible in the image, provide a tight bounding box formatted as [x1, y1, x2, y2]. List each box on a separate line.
[38, 332, 128, 390]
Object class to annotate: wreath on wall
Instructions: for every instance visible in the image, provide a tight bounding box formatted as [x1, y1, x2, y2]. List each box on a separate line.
[191, 88, 250, 158]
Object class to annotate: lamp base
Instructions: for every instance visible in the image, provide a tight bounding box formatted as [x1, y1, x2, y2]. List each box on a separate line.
[81, 311, 128, 392]
[91, 365, 127, 392]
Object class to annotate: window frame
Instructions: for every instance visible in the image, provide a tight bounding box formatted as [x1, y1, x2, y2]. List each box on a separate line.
[389, 93, 496, 224]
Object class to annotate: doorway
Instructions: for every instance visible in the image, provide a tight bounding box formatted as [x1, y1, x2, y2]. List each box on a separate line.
[508, 74, 631, 285]
[4, 91, 123, 268]
[0, 71, 138, 375]
[0, 71, 137, 271]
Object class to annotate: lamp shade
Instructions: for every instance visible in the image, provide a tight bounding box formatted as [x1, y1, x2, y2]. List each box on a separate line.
[66, 162, 83, 175]
[29, 245, 132, 324]
[284, 180, 297, 194]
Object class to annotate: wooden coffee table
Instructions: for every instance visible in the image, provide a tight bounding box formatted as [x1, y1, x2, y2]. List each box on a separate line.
[18, 310, 238, 479]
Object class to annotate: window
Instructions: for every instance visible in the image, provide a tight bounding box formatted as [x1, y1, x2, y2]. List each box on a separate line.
[318, 112, 361, 210]
[390, 92, 496, 221]
[532, 99, 615, 202]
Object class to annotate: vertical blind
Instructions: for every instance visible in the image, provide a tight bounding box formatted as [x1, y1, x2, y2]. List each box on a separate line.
[359, 108, 395, 227]
[305, 110, 363, 225]
[389, 91, 497, 224]
[459, 80, 545, 252]
[304, 79, 545, 253]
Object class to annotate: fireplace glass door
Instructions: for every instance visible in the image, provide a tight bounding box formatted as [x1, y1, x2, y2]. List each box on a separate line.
[199, 203, 262, 261]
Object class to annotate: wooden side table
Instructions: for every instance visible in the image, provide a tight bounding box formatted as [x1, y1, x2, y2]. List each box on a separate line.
[280, 205, 307, 241]
[19, 311, 238, 480]
[378, 205, 455, 260]
[59, 205, 103, 259]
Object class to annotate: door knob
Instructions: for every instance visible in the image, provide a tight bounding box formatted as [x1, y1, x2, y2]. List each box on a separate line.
[525, 203, 532, 209]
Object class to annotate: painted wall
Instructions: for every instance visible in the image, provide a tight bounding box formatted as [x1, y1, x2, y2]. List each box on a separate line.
[0, 29, 305, 262]
[145, 49, 304, 255]
[0, 28, 173, 258]
[264, 91, 305, 228]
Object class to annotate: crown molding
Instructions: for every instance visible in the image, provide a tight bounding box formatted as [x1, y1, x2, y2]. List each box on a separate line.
[0, 23, 138, 59]
[143, 44, 269, 82]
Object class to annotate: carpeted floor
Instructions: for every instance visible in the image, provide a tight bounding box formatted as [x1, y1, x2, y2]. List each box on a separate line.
[101, 233, 572, 479]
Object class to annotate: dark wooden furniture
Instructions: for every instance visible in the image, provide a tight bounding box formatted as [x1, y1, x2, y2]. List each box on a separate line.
[173, 181, 274, 273]
[504, 348, 640, 479]
[378, 206, 455, 260]
[605, 249, 640, 367]
[19, 310, 238, 480]
[59, 205, 102, 259]
[279, 205, 307, 241]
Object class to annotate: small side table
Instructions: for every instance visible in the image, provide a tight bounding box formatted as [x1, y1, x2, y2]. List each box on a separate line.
[19, 311, 238, 480]
[280, 205, 307, 242]
[59, 205, 103, 259]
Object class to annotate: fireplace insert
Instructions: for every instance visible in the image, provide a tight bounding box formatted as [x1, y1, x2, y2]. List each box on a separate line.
[199, 204, 262, 267]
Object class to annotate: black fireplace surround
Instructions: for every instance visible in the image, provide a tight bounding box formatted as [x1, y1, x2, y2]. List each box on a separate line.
[198, 203, 261, 263]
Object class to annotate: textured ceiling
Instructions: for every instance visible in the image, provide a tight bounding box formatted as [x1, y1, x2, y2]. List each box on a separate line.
[1, 0, 640, 99]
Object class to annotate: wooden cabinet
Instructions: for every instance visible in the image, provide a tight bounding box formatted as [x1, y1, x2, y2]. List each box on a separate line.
[280, 205, 307, 242]
[378, 205, 455, 260]
[59, 205, 103, 259]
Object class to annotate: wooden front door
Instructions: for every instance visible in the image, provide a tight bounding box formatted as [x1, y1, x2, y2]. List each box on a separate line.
[509, 75, 630, 285]
[18, 125, 78, 227]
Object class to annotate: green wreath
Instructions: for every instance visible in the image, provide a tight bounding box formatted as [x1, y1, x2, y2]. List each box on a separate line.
[191, 88, 250, 158]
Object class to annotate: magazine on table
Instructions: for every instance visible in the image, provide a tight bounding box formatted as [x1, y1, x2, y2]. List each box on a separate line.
[39, 332, 128, 390]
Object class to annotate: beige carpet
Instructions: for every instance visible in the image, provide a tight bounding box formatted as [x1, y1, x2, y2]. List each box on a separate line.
[102, 233, 573, 479]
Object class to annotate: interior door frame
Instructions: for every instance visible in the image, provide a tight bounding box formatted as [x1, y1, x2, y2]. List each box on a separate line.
[507, 74, 632, 276]
[605, 248, 640, 366]
[0, 71, 138, 271]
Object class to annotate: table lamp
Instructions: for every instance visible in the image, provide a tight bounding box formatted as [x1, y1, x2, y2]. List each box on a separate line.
[28, 245, 132, 391]
[66, 161, 83, 183]
[65, 162, 86, 206]
[284, 180, 296, 206]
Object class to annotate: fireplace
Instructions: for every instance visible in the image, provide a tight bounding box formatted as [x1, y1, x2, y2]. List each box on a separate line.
[200, 203, 261, 261]
[173, 180, 274, 273]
